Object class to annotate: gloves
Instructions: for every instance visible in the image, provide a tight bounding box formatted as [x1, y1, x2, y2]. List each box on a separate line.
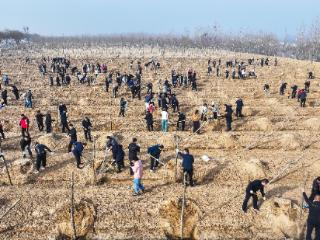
[176, 149, 179, 154]
[250, 190, 254, 194]
[263, 196, 266, 201]
[50, 152, 55, 155]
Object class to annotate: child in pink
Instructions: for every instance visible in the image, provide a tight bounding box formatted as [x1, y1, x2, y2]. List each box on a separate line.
[131, 159, 145, 196]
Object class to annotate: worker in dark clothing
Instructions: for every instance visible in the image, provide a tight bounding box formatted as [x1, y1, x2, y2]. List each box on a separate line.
[0, 122, 5, 139]
[145, 111, 154, 131]
[72, 141, 86, 169]
[34, 142, 52, 172]
[128, 138, 140, 175]
[177, 112, 186, 131]
[308, 71, 314, 79]
[119, 98, 127, 117]
[105, 76, 110, 92]
[82, 117, 92, 142]
[305, 80, 311, 93]
[309, 177, 320, 202]
[45, 112, 54, 133]
[49, 76, 54, 86]
[242, 179, 269, 213]
[171, 94, 179, 112]
[1, 90, 8, 105]
[68, 124, 77, 152]
[12, 85, 19, 100]
[291, 85, 298, 98]
[225, 104, 233, 131]
[147, 144, 164, 172]
[177, 148, 194, 186]
[58, 103, 67, 117]
[20, 135, 32, 158]
[106, 136, 119, 164]
[115, 144, 125, 173]
[279, 82, 287, 95]
[300, 89, 307, 107]
[235, 98, 244, 117]
[303, 191, 320, 240]
[35, 110, 45, 132]
[264, 84, 270, 94]
[60, 110, 69, 133]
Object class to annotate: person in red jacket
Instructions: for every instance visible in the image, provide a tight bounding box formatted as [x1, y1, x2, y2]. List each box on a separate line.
[19, 114, 30, 137]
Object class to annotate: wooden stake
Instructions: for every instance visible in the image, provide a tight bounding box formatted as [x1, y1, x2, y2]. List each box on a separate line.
[0, 198, 20, 221]
[92, 136, 96, 184]
[174, 136, 180, 182]
[0, 154, 13, 186]
[70, 172, 77, 240]
[180, 172, 187, 240]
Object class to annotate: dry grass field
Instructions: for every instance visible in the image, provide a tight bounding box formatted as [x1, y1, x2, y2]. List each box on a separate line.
[0, 46, 320, 239]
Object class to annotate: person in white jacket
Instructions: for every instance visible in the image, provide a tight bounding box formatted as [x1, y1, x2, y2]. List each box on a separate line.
[161, 109, 169, 132]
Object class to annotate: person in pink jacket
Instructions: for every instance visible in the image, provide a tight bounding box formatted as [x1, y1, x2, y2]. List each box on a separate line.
[131, 159, 145, 196]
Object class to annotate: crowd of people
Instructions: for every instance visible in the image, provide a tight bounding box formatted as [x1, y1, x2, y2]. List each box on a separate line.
[0, 55, 319, 238]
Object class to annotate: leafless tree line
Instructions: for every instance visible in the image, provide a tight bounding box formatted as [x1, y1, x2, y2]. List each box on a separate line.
[1, 18, 320, 60]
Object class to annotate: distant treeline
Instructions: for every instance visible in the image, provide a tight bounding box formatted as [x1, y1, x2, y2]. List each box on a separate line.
[1, 20, 320, 61]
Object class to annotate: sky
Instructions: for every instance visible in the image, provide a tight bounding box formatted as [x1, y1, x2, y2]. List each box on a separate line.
[0, 0, 319, 38]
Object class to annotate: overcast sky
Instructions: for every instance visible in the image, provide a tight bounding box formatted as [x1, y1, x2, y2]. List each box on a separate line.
[0, 0, 319, 38]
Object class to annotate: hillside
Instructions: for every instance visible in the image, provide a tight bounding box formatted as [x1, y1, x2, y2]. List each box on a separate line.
[0, 46, 320, 240]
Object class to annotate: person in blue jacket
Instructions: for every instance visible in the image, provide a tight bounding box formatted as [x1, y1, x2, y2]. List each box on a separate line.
[115, 144, 125, 173]
[303, 191, 320, 240]
[147, 144, 164, 172]
[72, 141, 86, 169]
[177, 148, 194, 186]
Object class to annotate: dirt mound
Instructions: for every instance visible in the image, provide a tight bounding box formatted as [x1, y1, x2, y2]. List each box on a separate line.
[213, 133, 238, 149]
[247, 117, 273, 131]
[211, 120, 224, 131]
[157, 134, 175, 149]
[303, 118, 320, 130]
[56, 198, 96, 239]
[238, 158, 267, 180]
[37, 133, 69, 150]
[251, 133, 302, 150]
[278, 133, 302, 150]
[159, 198, 201, 240]
[259, 197, 301, 239]
[13, 158, 33, 174]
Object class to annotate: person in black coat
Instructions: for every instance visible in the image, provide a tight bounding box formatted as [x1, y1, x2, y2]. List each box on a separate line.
[0, 122, 5, 140]
[176, 112, 186, 131]
[177, 148, 194, 186]
[82, 117, 92, 142]
[68, 124, 77, 152]
[115, 144, 125, 173]
[279, 82, 287, 95]
[309, 177, 320, 202]
[242, 179, 269, 213]
[145, 111, 153, 131]
[45, 112, 54, 133]
[291, 85, 298, 98]
[34, 142, 52, 172]
[303, 191, 320, 240]
[225, 104, 233, 131]
[106, 136, 119, 164]
[60, 110, 69, 133]
[12, 85, 19, 100]
[35, 110, 45, 132]
[20, 135, 32, 158]
[128, 138, 140, 175]
[235, 98, 244, 117]
[1, 90, 8, 105]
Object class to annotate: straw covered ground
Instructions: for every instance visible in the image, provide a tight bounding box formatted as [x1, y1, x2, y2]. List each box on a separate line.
[0, 46, 320, 239]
